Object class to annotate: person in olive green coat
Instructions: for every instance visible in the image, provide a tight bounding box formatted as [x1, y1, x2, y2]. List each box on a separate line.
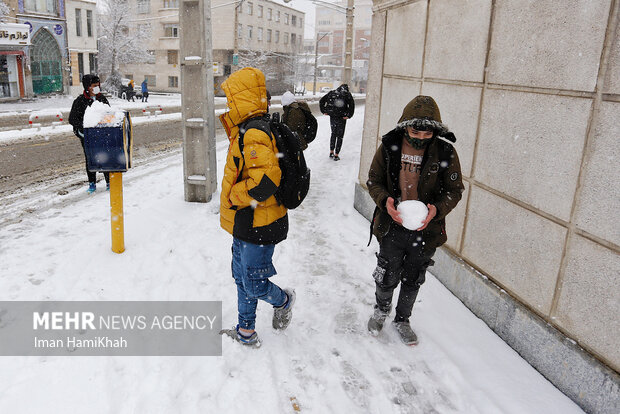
[281, 91, 314, 150]
[366, 95, 464, 346]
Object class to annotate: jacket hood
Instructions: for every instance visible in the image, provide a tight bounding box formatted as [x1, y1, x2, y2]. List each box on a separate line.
[396, 95, 449, 136]
[281, 91, 296, 107]
[220, 67, 268, 126]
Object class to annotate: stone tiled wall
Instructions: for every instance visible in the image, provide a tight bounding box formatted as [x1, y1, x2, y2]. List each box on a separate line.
[360, 0, 619, 376]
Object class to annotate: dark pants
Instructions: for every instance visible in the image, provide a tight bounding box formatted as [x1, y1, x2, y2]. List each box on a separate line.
[373, 224, 436, 322]
[78, 135, 109, 185]
[329, 117, 346, 154]
[142, 92, 149, 102]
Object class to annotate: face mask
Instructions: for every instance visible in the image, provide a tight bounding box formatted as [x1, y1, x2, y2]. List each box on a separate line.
[406, 135, 431, 149]
[92, 86, 100, 95]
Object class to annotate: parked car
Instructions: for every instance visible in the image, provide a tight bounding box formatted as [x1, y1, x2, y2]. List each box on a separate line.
[320, 86, 332, 93]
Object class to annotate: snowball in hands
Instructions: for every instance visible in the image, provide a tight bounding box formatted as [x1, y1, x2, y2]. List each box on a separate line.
[397, 200, 428, 230]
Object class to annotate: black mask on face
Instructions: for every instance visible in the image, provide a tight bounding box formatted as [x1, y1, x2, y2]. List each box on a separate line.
[405, 134, 431, 149]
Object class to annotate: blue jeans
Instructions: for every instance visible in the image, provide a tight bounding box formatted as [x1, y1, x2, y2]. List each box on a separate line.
[231, 238, 287, 330]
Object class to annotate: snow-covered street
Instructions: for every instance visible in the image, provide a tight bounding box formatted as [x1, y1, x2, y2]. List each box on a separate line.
[0, 106, 584, 413]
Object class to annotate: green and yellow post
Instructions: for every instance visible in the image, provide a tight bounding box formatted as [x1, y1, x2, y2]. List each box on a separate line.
[109, 172, 125, 253]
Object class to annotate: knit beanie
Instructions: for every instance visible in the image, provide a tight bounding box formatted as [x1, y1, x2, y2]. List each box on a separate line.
[82, 74, 100, 91]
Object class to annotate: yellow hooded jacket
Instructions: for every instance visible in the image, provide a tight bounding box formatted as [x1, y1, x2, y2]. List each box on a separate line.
[219, 67, 288, 244]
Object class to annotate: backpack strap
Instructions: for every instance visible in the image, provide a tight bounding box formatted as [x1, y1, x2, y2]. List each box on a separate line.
[238, 117, 272, 161]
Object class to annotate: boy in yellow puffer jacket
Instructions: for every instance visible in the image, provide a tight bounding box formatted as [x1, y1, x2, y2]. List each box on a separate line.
[218, 68, 296, 347]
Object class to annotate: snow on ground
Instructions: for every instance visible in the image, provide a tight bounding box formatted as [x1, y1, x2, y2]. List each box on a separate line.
[0, 106, 583, 413]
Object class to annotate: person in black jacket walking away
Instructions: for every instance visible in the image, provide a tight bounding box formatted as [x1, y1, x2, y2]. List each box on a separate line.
[68, 74, 111, 194]
[319, 84, 355, 161]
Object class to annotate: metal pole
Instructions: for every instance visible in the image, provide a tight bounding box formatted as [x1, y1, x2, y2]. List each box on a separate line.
[343, 0, 354, 85]
[313, 35, 319, 95]
[109, 172, 125, 253]
[232, 0, 245, 70]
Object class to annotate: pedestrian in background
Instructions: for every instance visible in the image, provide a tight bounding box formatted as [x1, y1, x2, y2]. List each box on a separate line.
[141, 79, 149, 102]
[319, 84, 355, 161]
[68, 74, 110, 194]
[281, 91, 317, 150]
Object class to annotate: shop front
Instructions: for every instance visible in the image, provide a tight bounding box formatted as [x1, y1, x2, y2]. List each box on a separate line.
[0, 23, 30, 99]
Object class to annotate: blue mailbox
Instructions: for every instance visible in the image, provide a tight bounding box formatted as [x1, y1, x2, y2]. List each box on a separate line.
[84, 111, 133, 172]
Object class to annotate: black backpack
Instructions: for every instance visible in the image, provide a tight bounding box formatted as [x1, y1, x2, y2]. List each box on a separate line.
[240, 114, 311, 209]
[299, 106, 318, 145]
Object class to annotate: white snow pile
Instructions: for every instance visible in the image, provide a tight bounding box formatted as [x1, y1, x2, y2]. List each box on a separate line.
[398, 200, 428, 230]
[83, 101, 125, 128]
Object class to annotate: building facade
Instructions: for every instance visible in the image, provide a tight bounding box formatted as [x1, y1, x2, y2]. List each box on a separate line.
[65, 0, 97, 96]
[314, 0, 371, 92]
[354, 1, 620, 412]
[16, 0, 70, 95]
[120, 0, 304, 95]
[0, 0, 31, 99]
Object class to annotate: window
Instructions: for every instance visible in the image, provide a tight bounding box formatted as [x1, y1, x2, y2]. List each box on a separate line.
[164, 24, 179, 37]
[275, 11, 280, 22]
[300, 18, 303, 28]
[24, 0, 56, 14]
[291, 15, 296, 26]
[247, 25, 253, 39]
[88, 53, 96, 73]
[267, 8, 272, 20]
[237, 24, 242, 39]
[86, 10, 93, 37]
[258, 5, 263, 18]
[138, 23, 151, 35]
[146, 50, 156, 64]
[246, 2, 252, 15]
[257, 27, 263, 41]
[267, 29, 272, 42]
[145, 75, 156, 87]
[167, 50, 178, 64]
[163, 0, 178, 8]
[284, 32, 289, 44]
[77, 53, 84, 82]
[137, 0, 150, 14]
[168, 76, 179, 88]
[275, 30, 279, 43]
[291, 33, 296, 46]
[125, 74, 134, 80]
[318, 20, 330, 25]
[284, 13, 289, 25]
[75, 9, 82, 37]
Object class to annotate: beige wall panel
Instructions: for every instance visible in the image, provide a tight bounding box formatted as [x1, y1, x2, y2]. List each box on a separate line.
[554, 235, 620, 372]
[462, 186, 567, 314]
[487, 0, 611, 91]
[421, 82, 481, 177]
[476, 90, 592, 221]
[383, 1, 427, 78]
[359, 10, 387, 185]
[378, 77, 421, 138]
[445, 181, 469, 252]
[424, 0, 491, 82]
[604, 23, 620, 94]
[574, 102, 620, 245]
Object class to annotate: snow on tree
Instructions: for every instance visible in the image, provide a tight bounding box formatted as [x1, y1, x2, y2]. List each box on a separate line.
[0, 0, 11, 22]
[97, 0, 151, 91]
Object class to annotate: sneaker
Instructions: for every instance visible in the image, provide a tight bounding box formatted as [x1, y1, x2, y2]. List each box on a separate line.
[273, 289, 296, 330]
[329, 152, 334, 158]
[367, 306, 390, 336]
[87, 183, 96, 194]
[219, 325, 262, 348]
[333, 155, 341, 161]
[393, 321, 419, 346]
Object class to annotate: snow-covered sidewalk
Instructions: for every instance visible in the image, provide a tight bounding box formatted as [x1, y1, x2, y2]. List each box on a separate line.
[0, 106, 583, 413]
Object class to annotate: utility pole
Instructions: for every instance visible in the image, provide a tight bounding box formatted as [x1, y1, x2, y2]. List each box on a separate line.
[232, 0, 246, 71]
[180, 0, 217, 203]
[343, 0, 354, 85]
[313, 31, 331, 95]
